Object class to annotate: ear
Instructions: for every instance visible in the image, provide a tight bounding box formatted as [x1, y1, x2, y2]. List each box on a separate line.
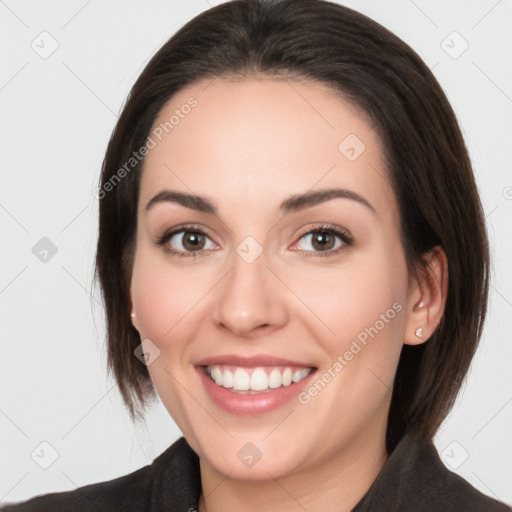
[129, 287, 139, 331]
[130, 309, 139, 331]
[403, 245, 448, 345]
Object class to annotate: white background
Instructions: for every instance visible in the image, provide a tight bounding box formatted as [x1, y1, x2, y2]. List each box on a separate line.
[1, 0, 511, 506]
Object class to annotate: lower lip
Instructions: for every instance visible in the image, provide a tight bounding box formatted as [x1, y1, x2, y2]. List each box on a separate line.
[197, 366, 316, 416]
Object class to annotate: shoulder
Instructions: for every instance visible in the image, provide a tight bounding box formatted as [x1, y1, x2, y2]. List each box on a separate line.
[423, 454, 510, 511]
[0, 437, 194, 512]
[412, 437, 510, 511]
[354, 431, 511, 512]
[0, 464, 152, 512]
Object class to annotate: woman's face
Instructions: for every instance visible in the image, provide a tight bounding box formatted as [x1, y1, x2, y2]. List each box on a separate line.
[130, 77, 417, 480]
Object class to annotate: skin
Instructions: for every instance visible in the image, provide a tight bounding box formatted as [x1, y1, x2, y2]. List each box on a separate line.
[129, 76, 448, 512]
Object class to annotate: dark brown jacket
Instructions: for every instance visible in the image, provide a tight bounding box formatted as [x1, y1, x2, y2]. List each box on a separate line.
[2, 432, 510, 511]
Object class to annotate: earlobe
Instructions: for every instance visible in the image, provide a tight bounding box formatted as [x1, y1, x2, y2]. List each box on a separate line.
[131, 311, 139, 331]
[404, 246, 448, 346]
[130, 293, 139, 331]
[129, 285, 138, 331]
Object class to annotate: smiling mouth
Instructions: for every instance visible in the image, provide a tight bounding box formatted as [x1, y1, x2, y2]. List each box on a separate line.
[204, 364, 315, 394]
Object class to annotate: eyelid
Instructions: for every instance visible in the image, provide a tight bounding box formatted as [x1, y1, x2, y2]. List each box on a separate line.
[293, 223, 352, 243]
[153, 223, 219, 256]
[290, 223, 353, 257]
[154, 222, 353, 258]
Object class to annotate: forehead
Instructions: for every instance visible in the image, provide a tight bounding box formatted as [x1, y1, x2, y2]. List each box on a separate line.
[139, 77, 397, 222]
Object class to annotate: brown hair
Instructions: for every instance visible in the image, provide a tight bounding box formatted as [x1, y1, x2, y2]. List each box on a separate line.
[93, 0, 489, 452]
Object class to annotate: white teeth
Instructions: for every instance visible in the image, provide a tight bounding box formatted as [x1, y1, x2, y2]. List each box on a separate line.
[268, 368, 282, 389]
[207, 365, 312, 392]
[212, 366, 223, 386]
[250, 368, 268, 391]
[222, 369, 234, 389]
[292, 369, 302, 383]
[282, 368, 293, 386]
[233, 368, 250, 391]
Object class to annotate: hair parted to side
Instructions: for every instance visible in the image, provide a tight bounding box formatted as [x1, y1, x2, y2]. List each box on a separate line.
[93, 0, 489, 452]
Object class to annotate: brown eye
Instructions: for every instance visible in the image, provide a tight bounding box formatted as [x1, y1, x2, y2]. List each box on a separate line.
[155, 225, 218, 257]
[297, 229, 342, 252]
[179, 231, 206, 251]
[293, 225, 353, 257]
[310, 230, 336, 251]
[168, 230, 214, 253]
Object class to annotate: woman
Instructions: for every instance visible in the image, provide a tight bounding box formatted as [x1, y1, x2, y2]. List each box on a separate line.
[2, 0, 509, 510]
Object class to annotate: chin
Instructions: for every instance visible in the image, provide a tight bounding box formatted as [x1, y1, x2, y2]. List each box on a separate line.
[197, 436, 308, 480]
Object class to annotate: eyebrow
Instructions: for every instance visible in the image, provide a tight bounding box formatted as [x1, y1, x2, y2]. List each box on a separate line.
[145, 187, 376, 216]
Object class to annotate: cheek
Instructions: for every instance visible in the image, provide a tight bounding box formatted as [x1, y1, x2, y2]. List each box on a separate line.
[130, 249, 210, 343]
[291, 248, 407, 355]
[129, 249, 209, 431]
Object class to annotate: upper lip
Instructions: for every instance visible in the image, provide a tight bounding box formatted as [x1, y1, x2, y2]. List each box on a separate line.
[195, 354, 314, 368]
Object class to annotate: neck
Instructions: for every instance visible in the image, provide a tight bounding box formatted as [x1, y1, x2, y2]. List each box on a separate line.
[198, 423, 389, 512]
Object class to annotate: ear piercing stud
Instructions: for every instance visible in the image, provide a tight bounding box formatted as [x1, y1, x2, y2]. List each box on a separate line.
[415, 327, 423, 338]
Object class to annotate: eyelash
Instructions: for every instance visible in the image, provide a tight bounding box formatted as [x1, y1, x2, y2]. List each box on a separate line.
[154, 223, 353, 259]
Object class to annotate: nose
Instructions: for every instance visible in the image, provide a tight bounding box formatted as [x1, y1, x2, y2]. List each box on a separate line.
[213, 245, 289, 338]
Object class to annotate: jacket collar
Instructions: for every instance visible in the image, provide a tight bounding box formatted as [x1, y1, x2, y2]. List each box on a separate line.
[149, 431, 506, 511]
